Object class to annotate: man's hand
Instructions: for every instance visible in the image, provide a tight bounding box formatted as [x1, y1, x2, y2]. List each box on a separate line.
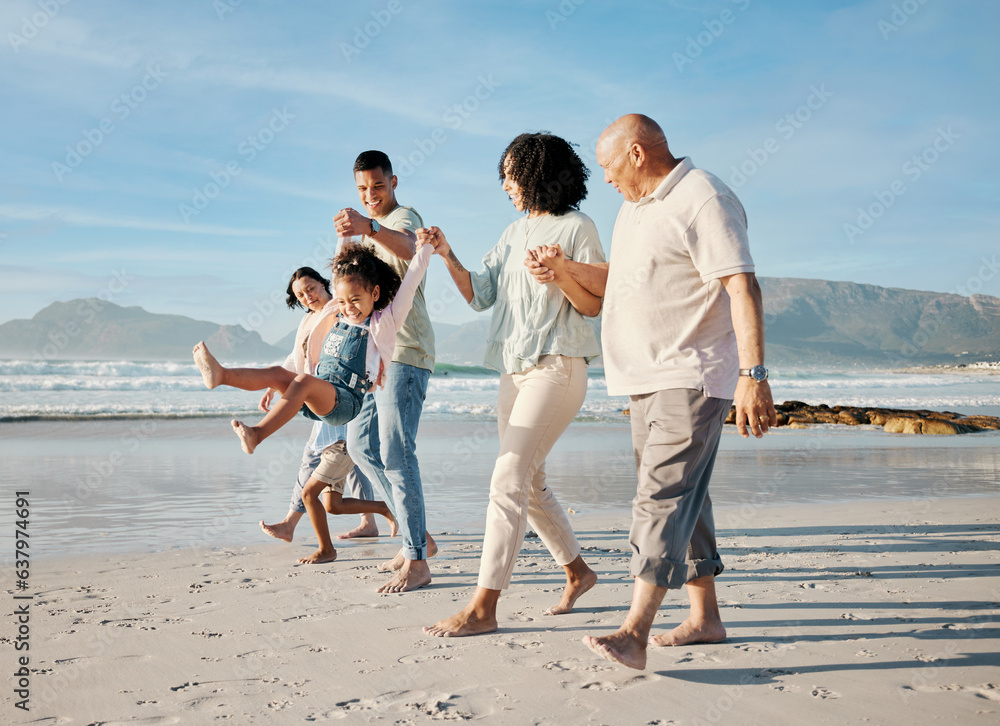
[732, 378, 777, 439]
[524, 245, 557, 284]
[333, 208, 372, 238]
[416, 226, 450, 256]
[537, 244, 567, 274]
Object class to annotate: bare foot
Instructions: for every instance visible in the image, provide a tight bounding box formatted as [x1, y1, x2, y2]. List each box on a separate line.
[260, 519, 295, 543]
[385, 512, 399, 537]
[377, 559, 431, 594]
[582, 631, 647, 670]
[648, 617, 727, 647]
[378, 548, 405, 572]
[378, 538, 438, 572]
[297, 548, 337, 565]
[192, 342, 224, 389]
[545, 568, 598, 615]
[423, 605, 498, 637]
[232, 419, 259, 454]
[336, 522, 379, 539]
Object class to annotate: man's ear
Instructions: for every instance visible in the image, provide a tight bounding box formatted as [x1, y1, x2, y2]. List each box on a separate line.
[390, 175, 398, 191]
[630, 143, 645, 167]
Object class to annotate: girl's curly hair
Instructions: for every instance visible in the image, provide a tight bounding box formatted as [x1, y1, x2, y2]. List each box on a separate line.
[497, 132, 589, 215]
[331, 242, 401, 311]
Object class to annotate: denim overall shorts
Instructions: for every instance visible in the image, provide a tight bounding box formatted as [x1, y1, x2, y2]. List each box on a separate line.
[301, 318, 372, 426]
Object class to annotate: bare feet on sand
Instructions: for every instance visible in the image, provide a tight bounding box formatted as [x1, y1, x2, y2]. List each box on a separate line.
[648, 617, 727, 647]
[297, 548, 337, 565]
[582, 631, 648, 670]
[423, 605, 498, 638]
[336, 522, 379, 539]
[192, 342, 223, 389]
[378, 537, 437, 572]
[337, 512, 400, 539]
[232, 419, 259, 454]
[377, 559, 431, 594]
[259, 519, 295, 543]
[544, 568, 598, 615]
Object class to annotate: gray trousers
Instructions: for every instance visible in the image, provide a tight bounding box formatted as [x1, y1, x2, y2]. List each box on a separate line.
[628, 388, 730, 589]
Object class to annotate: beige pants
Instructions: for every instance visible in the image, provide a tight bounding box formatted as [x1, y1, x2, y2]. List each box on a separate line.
[478, 355, 587, 590]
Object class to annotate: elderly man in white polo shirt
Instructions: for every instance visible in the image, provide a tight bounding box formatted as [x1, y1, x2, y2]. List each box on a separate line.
[526, 113, 776, 670]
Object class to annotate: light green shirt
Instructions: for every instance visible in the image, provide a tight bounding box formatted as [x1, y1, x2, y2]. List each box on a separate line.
[365, 204, 435, 371]
[470, 210, 606, 374]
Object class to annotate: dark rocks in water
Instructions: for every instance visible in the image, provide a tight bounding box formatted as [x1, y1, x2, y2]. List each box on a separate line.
[723, 401, 1000, 435]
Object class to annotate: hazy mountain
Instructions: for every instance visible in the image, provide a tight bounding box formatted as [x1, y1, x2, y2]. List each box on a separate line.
[0, 299, 286, 362]
[2, 279, 998, 365]
[760, 278, 1000, 366]
[433, 279, 1000, 368]
[273, 328, 297, 353]
[433, 317, 492, 366]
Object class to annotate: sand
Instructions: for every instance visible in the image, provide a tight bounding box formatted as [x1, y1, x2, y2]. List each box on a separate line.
[7, 495, 999, 724]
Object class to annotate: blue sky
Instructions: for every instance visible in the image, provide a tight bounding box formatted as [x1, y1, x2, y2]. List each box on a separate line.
[2, 0, 997, 345]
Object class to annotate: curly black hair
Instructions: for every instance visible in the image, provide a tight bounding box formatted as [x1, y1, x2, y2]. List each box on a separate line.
[285, 267, 331, 310]
[330, 242, 401, 312]
[497, 133, 589, 215]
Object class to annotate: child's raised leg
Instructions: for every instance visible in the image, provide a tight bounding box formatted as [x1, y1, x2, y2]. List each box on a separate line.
[323, 490, 399, 537]
[194, 342, 339, 454]
[232, 373, 339, 454]
[194, 341, 295, 392]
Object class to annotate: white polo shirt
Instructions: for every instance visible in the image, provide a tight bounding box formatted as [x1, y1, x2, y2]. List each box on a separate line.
[602, 158, 754, 399]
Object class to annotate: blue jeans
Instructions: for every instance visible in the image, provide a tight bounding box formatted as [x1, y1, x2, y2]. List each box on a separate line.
[347, 362, 430, 560]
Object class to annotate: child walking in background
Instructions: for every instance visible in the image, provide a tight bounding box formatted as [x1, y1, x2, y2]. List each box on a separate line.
[193, 240, 432, 455]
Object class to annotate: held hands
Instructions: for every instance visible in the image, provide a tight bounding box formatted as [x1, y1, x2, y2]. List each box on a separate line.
[416, 227, 450, 257]
[334, 208, 371, 238]
[733, 377, 777, 439]
[523, 243, 565, 284]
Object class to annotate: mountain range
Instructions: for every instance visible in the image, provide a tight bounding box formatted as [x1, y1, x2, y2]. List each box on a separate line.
[1, 277, 998, 366]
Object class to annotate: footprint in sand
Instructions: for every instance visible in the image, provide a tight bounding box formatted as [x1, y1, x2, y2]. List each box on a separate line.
[398, 650, 455, 665]
[811, 686, 840, 699]
[904, 683, 1000, 701]
[580, 675, 648, 691]
[543, 659, 615, 674]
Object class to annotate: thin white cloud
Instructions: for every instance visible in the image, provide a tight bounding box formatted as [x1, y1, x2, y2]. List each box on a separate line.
[0, 204, 279, 237]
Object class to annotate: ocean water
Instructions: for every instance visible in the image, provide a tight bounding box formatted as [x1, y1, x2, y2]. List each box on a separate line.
[1, 360, 997, 557]
[2, 359, 1000, 422]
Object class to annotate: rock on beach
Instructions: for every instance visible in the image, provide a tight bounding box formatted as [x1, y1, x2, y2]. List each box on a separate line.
[723, 400, 1000, 435]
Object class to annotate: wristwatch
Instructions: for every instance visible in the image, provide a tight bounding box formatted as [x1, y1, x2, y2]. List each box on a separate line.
[368, 217, 380, 237]
[740, 365, 768, 382]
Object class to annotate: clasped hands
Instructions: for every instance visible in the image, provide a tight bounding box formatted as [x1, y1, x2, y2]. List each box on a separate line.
[523, 243, 566, 285]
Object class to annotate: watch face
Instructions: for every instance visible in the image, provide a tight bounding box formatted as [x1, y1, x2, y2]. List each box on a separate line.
[750, 365, 768, 381]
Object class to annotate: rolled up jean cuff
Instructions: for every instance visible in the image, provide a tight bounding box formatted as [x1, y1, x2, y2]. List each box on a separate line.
[631, 553, 724, 590]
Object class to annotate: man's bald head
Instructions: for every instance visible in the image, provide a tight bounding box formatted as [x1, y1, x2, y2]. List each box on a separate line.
[599, 114, 669, 157]
[596, 114, 678, 201]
